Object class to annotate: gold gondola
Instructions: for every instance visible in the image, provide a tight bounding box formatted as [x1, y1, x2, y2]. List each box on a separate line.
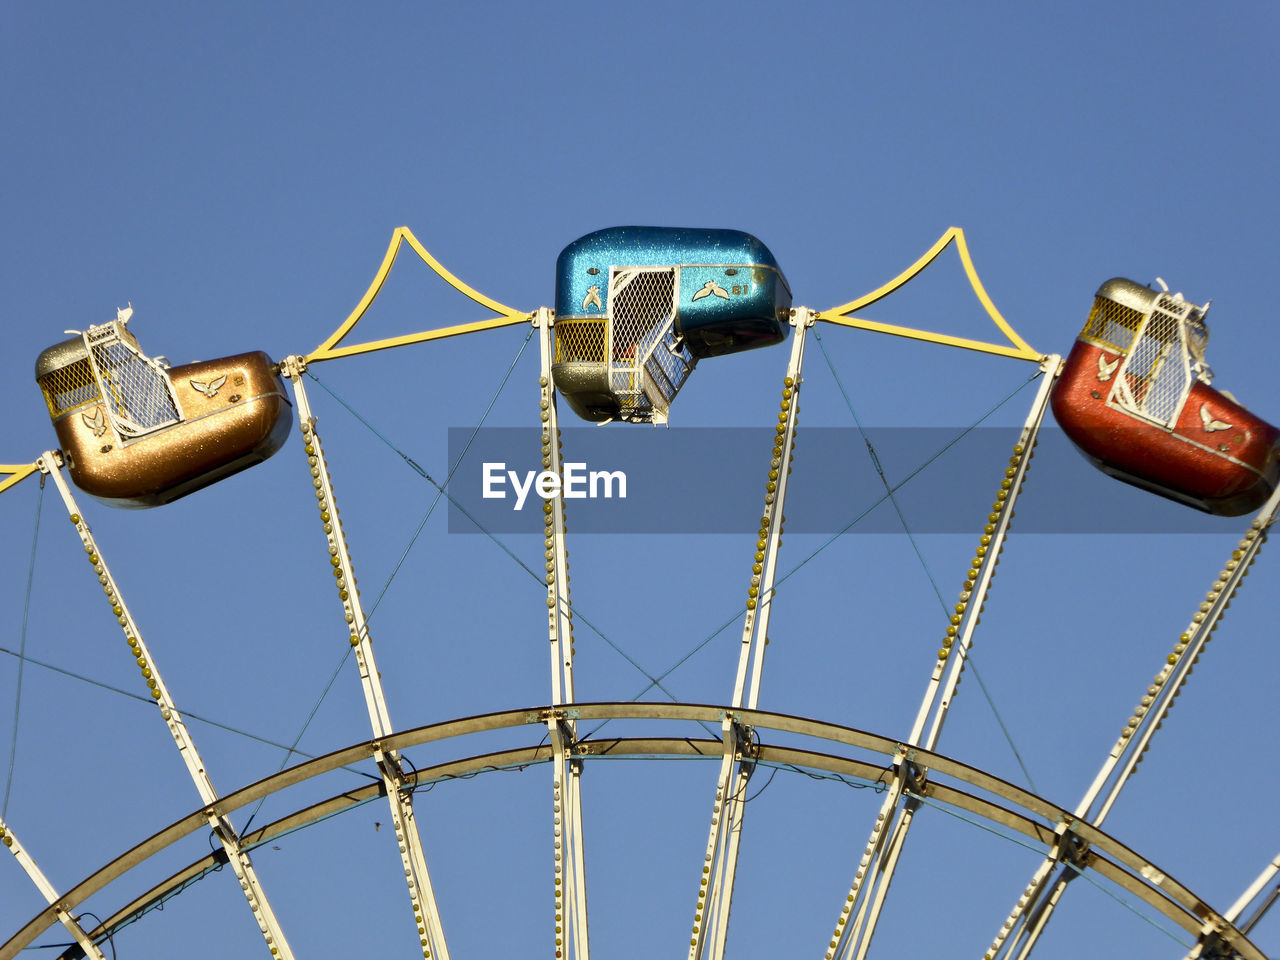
[35, 308, 291, 507]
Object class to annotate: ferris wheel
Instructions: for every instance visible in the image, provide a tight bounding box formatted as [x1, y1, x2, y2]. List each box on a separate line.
[0, 224, 1275, 960]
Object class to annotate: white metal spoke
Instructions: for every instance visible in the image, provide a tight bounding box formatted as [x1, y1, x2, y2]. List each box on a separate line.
[537, 308, 590, 960]
[39, 452, 297, 960]
[848, 799, 917, 960]
[987, 482, 1280, 960]
[986, 857, 1061, 960]
[923, 356, 1062, 753]
[1226, 852, 1280, 926]
[689, 309, 811, 960]
[1012, 872, 1072, 960]
[1183, 851, 1280, 958]
[281, 360, 449, 960]
[826, 357, 1062, 960]
[827, 773, 904, 958]
[0, 817, 108, 960]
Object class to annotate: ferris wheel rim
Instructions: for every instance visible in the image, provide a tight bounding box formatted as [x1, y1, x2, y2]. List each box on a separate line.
[3, 701, 1262, 960]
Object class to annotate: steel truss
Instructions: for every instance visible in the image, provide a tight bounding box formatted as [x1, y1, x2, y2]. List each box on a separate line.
[534, 307, 591, 960]
[688, 308, 812, 960]
[0, 817, 107, 960]
[279, 357, 450, 960]
[986, 483, 1280, 960]
[822, 356, 1063, 960]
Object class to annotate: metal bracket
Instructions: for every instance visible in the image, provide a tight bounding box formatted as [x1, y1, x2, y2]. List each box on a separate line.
[1052, 821, 1092, 870]
[898, 760, 928, 797]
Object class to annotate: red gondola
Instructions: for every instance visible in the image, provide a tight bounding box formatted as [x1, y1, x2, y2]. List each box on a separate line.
[1052, 278, 1280, 516]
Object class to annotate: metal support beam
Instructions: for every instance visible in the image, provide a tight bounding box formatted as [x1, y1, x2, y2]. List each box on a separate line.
[689, 308, 812, 960]
[1185, 853, 1280, 957]
[280, 358, 449, 960]
[535, 307, 591, 960]
[1230, 852, 1280, 935]
[38, 451, 297, 960]
[0, 817, 107, 960]
[825, 356, 1062, 960]
[987, 481, 1280, 960]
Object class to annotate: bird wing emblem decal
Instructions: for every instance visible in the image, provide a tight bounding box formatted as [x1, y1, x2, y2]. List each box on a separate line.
[1096, 353, 1119, 382]
[1200, 403, 1231, 433]
[190, 375, 227, 398]
[582, 285, 602, 312]
[693, 281, 730, 302]
[82, 407, 107, 437]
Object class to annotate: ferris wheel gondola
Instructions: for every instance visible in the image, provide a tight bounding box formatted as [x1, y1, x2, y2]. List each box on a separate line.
[551, 226, 792, 424]
[34, 309, 291, 508]
[1052, 278, 1280, 516]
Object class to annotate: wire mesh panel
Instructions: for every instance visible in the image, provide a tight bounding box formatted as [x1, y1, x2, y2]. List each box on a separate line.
[38, 359, 99, 416]
[554, 318, 607, 364]
[644, 328, 695, 407]
[85, 325, 181, 438]
[608, 268, 675, 392]
[607, 267, 693, 421]
[1109, 295, 1193, 427]
[1082, 296, 1144, 354]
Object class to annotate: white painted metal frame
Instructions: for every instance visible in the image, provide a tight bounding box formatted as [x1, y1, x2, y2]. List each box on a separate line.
[605, 267, 684, 423]
[81, 320, 184, 441]
[536, 307, 591, 960]
[1225, 853, 1280, 937]
[688, 308, 812, 960]
[986, 481, 1280, 960]
[826, 355, 1063, 960]
[38, 451, 297, 960]
[0, 817, 107, 960]
[1107, 295, 1196, 430]
[1183, 850, 1280, 959]
[281, 357, 449, 960]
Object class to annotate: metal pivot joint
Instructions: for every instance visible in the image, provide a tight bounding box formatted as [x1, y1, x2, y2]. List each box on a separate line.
[535, 309, 591, 960]
[36, 451, 298, 960]
[281, 358, 449, 960]
[689, 307, 813, 960]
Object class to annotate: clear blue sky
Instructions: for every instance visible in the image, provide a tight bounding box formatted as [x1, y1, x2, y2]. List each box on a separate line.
[1, 3, 1277, 957]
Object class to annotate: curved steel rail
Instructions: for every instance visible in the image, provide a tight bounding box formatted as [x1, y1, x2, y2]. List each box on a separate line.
[3, 703, 1259, 960]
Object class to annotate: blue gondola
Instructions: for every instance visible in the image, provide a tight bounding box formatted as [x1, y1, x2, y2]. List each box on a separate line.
[552, 226, 792, 423]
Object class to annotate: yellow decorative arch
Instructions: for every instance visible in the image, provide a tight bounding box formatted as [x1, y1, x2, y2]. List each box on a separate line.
[0, 463, 39, 499]
[816, 227, 1043, 362]
[307, 227, 530, 364]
